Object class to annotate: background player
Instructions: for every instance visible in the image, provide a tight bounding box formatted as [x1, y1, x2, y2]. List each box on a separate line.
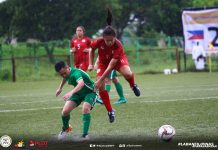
[70, 26, 91, 71]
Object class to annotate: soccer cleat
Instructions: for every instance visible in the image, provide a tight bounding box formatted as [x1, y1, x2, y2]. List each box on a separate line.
[96, 98, 104, 105]
[114, 98, 127, 105]
[132, 84, 141, 96]
[58, 124, 72, 140]
[108, 109, 115, 123]
[81, 134, 90, 140]
[76, 134, 90, 142]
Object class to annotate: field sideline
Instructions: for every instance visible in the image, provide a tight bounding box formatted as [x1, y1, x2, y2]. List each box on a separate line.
[0, 72, 218, 149]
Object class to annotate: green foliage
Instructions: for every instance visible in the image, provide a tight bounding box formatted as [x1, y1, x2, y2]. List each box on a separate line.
[0, 69, 11, 80]
[0, 0, 112, 41]
[0, 0, 194, 41]
[192, 0, 218, 7]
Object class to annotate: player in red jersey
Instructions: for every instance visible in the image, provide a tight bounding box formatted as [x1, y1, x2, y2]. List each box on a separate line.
[70, 26, 91, 71]
[88, 9, 140, 123]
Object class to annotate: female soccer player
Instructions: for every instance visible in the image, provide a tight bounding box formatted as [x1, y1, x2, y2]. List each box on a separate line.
[70, 26, 91, 71]
[88, 9, 140, 121]
[55, 61, 98, 141]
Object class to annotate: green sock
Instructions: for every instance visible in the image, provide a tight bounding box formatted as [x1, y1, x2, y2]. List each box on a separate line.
[105, 84, 111, 92]
[115, 82, 125, 99]
[83, 113, 91, 135]
[62, 115, 70, 130]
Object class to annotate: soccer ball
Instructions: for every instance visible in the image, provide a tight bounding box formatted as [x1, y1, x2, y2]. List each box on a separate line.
[158, 125, 175, 141]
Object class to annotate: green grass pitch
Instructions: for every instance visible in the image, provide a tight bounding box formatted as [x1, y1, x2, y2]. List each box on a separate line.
[0, 72, 218, 149]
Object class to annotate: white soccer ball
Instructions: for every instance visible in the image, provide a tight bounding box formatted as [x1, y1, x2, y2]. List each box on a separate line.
[158, 125, 175, 141]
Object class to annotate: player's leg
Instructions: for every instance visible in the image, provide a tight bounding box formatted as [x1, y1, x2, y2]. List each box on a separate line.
[118, 65, 140, 96]
[105, 77, 112, 92]
[58, 100, 77, 140]
[79, 92, 97, 140]
[105, 71, 113, 92]
[112, 76, 127, 104]
[97, 64, 115, 123]
[95, 71, 111, 105]
[81, 102, 91, 140]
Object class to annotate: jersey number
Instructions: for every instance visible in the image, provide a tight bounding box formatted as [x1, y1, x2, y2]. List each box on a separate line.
[208, 27, 218, 47]
[77, 44, 81, 49]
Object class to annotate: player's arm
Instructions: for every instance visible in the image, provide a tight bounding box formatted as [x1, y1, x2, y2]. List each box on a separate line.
[83, 47, 91, 53]
[83, 38, 92, 53]
[63, 79, 85, 101]
[94, 56, 99, 70]
[56, 79, 66, 97]
[70, 40, 76, 53]
[88, 47, 96, 71]
[70, 47, 76, 53]
[94, 58, 117, 90]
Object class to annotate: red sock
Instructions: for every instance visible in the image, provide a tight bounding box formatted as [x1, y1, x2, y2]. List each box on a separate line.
[126, 73, 135, 88]
[99, 90, 112, 112]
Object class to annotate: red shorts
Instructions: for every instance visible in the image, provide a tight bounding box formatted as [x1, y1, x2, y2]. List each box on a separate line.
[75, 63, 89, 72]
[97, 56, 129, 77]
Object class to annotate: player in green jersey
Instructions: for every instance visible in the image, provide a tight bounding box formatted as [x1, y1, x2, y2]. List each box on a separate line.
[55, 61, 98, 141]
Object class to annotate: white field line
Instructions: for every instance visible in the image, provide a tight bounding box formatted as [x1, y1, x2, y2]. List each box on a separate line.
[0, 100, 58, 106]
[0, 96, 217, 113]
[1, 83, 218, 98]
[0, 94, 129, 106]
[122, 83, 218, 89]
[0, 106, 62, 113]
[0, 93, 52, 98]
[128, 96, 218, 103]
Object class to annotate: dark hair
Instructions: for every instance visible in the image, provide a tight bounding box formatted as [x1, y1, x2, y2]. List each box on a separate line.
[55, 61, 66, 72]
[77, 26, 85, 33]
[103, 8, 116, 37]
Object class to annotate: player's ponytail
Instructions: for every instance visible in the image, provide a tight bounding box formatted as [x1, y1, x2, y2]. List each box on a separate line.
[106, 8, 112, 26]
[103, 8, 116, 37]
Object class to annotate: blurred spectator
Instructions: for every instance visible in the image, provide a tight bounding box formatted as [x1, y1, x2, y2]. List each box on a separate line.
[192, 41, 206, 70]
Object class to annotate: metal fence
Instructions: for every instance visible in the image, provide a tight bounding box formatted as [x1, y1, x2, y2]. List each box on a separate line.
[0, 37, 217, 82]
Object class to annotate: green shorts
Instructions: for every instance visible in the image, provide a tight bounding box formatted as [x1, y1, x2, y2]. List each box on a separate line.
[107, 70, 117, 80]
[69, 92, 98, 108]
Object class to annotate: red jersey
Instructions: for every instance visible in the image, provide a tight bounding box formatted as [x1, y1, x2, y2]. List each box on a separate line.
[70, 36, 91, 71]
[91, 37, 126, 65]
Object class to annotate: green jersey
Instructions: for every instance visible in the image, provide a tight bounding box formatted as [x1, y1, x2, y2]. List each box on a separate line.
[64, 67, 94, 95]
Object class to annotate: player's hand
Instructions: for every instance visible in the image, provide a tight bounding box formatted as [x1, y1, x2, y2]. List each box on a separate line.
[63, 92, 72, 101]
[70, 48, 76, 53]
[88, 65, 94, 71]
[83, 48, 89, 52]
[55, 88, 62, 97]
[94, 65, 98, 70]
[94, 80, 101, 92]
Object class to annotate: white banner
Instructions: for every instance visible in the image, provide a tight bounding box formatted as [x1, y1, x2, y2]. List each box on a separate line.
[182, 8, 218, 54]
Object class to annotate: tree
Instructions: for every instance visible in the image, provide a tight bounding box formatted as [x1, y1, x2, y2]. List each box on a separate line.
[192, 0, 218, 7]
[0, 0, 16, 39]
[144, 0, 192, 36]
[105, 0, 152, 39]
